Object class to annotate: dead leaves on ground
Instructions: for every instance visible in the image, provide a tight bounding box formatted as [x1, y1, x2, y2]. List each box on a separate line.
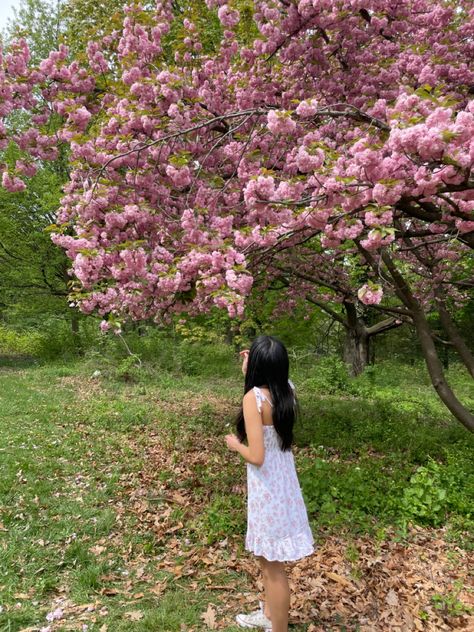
[201, 604, 218, 629]
[20, 384, 473, 631]
[286, 533, 473, 631]
[116, 424, 474, 631]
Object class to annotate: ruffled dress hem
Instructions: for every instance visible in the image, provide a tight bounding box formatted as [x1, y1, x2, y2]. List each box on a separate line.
[245, 530, 314, 562]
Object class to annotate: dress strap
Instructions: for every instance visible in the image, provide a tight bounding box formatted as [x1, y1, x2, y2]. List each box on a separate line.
[253, 386, 272, 413]
[253, 383, 296, 412]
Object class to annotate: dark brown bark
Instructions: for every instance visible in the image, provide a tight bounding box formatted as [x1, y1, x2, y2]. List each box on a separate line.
[343, 325, 369, 376]
[435, 295, 474, 378]
[412, 309, 474, 432]
[342, 303, 403, 376]
[379, 250, 474, 433]
[342, 301, 367, 376]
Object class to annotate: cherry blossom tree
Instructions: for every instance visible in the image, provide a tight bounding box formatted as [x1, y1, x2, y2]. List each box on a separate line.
[0, 0, 473, 429]
[263, 246, 405, 375]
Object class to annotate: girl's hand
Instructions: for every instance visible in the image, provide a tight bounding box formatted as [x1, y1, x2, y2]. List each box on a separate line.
[239, 349, 249, 375]
[225, 433, 241, 452]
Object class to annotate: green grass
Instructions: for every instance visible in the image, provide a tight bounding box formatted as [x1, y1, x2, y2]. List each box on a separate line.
[0, 351, 473, 630]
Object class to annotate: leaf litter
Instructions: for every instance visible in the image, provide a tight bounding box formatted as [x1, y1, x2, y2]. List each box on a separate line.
[112, 420, 474, 631]
[12, 378, 473, 631]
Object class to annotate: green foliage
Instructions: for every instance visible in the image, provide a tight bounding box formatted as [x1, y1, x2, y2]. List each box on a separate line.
[431, 581, 473, 617]
[0, 324, 45, 356]
[2, 0, 60, 62]
[299, 445, 474, 535]
[301, 356, 351, 395]
[401, 460, 448, 526]
[113, 354, 143, 382]
[0, 318, 101, 360]
[299, 451, 405, 532]
[0, 160, 72, 335]
[194, 494, 246, 545]
[90, 326, 238, 379]
[163, 0, 222, 60]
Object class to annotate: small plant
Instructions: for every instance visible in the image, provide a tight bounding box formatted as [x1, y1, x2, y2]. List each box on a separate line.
[345, 542, 362, 580]
[114, 354, 142, 382]
[303, 356, 351, 395]
[431, 580, 473, 617]
[401, 460, 447, 526]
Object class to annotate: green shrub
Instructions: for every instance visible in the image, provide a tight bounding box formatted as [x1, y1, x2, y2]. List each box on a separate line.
[301, 356, 351, 395]
[299, 451, 409, 532]
[401, 460, 448, 526]
[298, 442, 474, 534]
[113, 355, 143, 382]
[0, 325, 45, 357]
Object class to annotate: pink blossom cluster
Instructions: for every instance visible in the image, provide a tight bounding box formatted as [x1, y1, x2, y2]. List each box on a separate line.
[2, 172, 26, 192]
[296, 146, 325, 173]
[267, 110, 297, 135]
[357, 284, 384, 305]
[165, 165, 192, 189]
[296, 99, 319, 118]
[0, 0, 472, 323]
[217, 5, 240, 27]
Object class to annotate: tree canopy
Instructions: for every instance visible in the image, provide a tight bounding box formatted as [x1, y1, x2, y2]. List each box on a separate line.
[0, 0, 473, 428]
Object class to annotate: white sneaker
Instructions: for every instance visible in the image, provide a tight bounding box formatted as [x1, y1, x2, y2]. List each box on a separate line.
[235, 608, 272, 630]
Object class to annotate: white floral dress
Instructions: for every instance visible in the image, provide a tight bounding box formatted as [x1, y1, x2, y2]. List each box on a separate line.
[245, 386, 314, 562]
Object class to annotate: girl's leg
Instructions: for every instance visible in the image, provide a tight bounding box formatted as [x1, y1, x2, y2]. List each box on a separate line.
[259, 558, 290, 632]
[257, 556, 271, 619]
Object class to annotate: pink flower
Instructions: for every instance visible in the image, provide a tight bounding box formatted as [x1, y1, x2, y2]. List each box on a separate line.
[217, 5, 240, 27]
[243, 175, 276, 206]
[358, 284, 383, 305]
[2, 172, 26, 192]
[15, 160, 37, 177]
[67, 106, 91, 130]
[267, 110, 296, 135]
[296, 99, 319, 118]
[46, 608, 63, 622]
[344, 220, 364, 239]
[296, 146, 325, 172]
[165, 165, 191, 189]
[100, 320, 110, 332]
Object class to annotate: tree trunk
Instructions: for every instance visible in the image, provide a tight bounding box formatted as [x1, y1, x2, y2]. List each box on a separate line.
[436, 296, 474, 378]
[412, 309, 474, 432]
[377, 250, 474, 433]
[71, 312, 79, 336]
[343, 325, 369, 376]
[342, 303, 402, 376]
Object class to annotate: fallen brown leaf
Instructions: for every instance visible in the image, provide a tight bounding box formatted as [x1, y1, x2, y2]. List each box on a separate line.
[386, 588, 399, 607]
[201, 603, 217, 629]
[124, 610, 144, 621]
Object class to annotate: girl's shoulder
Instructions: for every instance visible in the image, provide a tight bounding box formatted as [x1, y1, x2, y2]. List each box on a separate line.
[243, 386, 269, 414]
[243, 381, 295, 411]
[243, 387, 258, 404]
[243, 386, 265, 402]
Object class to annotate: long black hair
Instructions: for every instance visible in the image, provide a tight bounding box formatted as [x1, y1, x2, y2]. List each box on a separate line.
[236, 335, 296, 451]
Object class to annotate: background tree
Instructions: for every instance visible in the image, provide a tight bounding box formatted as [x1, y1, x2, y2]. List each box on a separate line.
[0, 0, 473, 429]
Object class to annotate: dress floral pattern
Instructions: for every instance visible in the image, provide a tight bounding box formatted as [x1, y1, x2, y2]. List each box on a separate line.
[245, 386, 314, 562]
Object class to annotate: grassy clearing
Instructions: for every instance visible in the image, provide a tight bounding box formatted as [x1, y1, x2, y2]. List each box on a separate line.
[0, 352, 473, 631]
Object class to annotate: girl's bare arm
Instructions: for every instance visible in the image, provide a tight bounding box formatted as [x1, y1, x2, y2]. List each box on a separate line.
[225, 390, 265, 466]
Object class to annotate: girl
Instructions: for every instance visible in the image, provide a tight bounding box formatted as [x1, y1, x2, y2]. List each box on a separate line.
[225, 335, 314, 632]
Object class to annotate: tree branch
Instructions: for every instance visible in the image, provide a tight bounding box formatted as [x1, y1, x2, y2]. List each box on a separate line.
[366, 316, 403, 336]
